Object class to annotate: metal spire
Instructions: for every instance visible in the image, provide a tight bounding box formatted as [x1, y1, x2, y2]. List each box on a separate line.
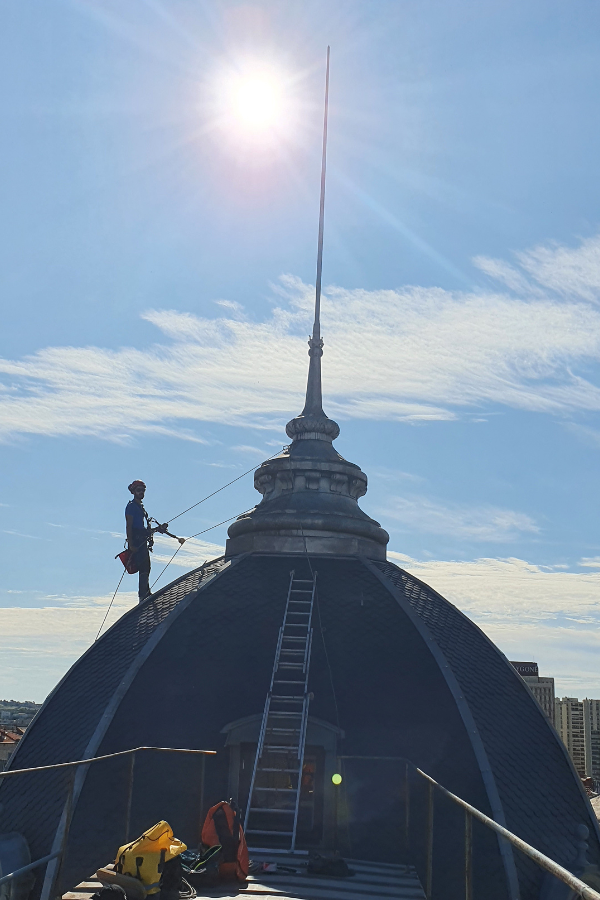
[301, 46, 330, 419]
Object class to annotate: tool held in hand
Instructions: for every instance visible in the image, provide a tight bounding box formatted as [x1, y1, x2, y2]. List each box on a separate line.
[151, 520, 186, 545]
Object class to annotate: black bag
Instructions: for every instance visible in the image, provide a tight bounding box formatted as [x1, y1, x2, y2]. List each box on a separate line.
[91, 887, 127, 900]
[180, 846, 222, 889]
[307, 852, 354, 878]
[158, 856, 195, 900]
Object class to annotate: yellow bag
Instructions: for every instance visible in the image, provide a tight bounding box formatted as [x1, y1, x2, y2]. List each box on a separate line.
[115, 821, 187, 895]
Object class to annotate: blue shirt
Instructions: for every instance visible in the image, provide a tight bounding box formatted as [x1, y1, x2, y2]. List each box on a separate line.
[125, 500, 148, 533]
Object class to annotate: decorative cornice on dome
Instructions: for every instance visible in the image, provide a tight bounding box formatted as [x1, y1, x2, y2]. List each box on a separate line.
[253, 454, 366, 503]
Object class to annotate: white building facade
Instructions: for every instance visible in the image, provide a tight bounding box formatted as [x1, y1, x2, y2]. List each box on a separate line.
[555, 697, 586, 777]
[583, 698, 600, 782]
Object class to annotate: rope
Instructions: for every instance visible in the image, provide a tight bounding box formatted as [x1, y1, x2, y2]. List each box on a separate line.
[149, 508, 254, 590]
[186, 508, 253, 541]
[150, 543, 185, 590]
[165, 448, 285, 524]
[95, 568, 126, 641]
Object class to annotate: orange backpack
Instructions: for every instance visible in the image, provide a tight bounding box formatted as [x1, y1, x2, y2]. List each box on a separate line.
[201, 800, 249, 882]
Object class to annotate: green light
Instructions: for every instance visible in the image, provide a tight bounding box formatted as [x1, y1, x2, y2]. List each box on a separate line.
[332, 773, 342, 785]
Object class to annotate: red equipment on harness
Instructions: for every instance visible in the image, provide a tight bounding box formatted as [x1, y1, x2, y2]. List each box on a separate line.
[116, 548, 139, 574]
[201, 800, 248, 882]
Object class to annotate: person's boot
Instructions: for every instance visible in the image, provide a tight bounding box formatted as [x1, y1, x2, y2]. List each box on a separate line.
[138, 572, 151, 602]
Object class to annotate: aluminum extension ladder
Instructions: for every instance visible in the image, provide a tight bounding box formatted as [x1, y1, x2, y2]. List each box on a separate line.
[243, 570, 317, 851]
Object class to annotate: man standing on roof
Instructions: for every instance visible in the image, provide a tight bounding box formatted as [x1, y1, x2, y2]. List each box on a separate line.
[125, 480, 184, 602]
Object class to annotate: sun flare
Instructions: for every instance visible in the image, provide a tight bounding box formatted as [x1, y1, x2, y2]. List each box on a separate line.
[211, 61, 295, 146]
[229, 75, 283, 132]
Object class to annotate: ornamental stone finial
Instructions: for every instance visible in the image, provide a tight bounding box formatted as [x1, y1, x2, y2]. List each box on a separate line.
[285, 335, 340, 444]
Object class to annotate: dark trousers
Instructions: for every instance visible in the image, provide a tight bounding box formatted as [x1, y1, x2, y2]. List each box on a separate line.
[131, 530, 151, 602]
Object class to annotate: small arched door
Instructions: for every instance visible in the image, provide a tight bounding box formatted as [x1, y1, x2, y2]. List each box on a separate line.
[221, 714, 344, 848]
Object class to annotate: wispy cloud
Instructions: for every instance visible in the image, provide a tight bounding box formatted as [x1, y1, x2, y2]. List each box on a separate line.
[517, 234, 600, 303]
[382, 496, 538, 542]
[565, 422, 600, 448]
[4, 232, 600, 442]
[476, 233, 600, 304]
[231, 445, 267, 456]
[472, 256, 534, 294]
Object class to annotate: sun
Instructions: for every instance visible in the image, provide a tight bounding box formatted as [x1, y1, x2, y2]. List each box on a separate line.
[210, 61, 295, 146]
[229, 74, 284, 133]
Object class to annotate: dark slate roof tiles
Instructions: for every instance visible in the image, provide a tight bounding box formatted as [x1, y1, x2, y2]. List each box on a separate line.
[375, 559, 600, 898]
[0, 558, 228, 864]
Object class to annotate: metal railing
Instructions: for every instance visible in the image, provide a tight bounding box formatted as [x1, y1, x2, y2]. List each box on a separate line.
[0, 746, 216, 892]
[338, 755, 600, 900]
[2, 747, 599, 900]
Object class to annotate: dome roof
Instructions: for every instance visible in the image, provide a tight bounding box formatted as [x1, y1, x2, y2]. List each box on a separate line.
[2, 553, 598, 900]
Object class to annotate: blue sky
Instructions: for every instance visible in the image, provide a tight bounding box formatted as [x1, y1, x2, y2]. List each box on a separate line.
[2, 0, 600, 702]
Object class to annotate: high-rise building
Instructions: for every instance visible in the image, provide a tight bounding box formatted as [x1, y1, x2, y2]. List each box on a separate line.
[553, 697, 600, 781]
[583, 698, 600, 782]
[510, 661, 555, 724]
[555, 697, 586, 777]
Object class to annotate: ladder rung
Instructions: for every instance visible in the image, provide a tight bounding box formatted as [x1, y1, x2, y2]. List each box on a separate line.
[257, 767, 300, 773]
[268, 712, 302, 717]
[292, 579, 313, 583]
[254, 786, 295, 792]
[266, 724, 300, 730]
[279, 650, 305, 655]
[245, 830, 294, 836]
[263, 744, 298, 753]
[271, 695, 304, 700]
[273, 680, 305, 685]
[278, 663, 304, 669]
[271, 699, 303, 704]
[250, 808, 295, 814]
[263, 735, 298, 753]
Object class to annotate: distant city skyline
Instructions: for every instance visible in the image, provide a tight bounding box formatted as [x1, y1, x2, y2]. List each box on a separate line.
[2, 1, 600, 701]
